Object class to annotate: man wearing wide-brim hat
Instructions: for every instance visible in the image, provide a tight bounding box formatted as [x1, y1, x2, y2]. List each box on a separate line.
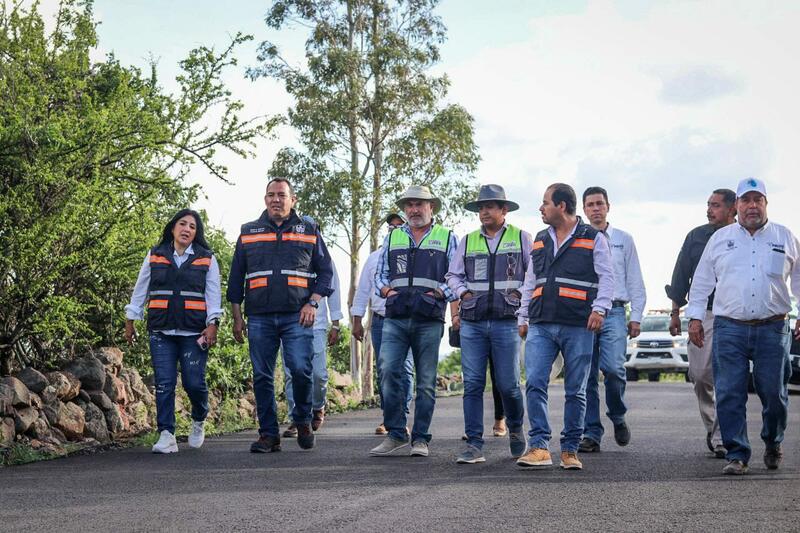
[445, 184, 531, 464]
[370, 185, 459, 458]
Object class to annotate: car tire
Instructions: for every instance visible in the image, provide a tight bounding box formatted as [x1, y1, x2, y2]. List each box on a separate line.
[626, 368, 639, 382]
[647, 372, 660, 382]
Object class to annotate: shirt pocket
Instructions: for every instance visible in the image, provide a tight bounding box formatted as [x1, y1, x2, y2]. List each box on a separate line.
[766, 248, 786, 277]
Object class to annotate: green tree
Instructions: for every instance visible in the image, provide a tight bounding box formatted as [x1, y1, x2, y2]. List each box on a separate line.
[0, 1, 277, 374]
[251, 0, 479, 395]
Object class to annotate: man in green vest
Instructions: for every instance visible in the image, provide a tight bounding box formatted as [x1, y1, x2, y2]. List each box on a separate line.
[446, 184, 531, 463]
[370, 185, 459, 457]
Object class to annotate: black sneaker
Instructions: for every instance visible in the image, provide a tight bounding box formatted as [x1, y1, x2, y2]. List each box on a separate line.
[613, 421, 631, 446]
[250, 435, 281, 453]
[297, 423, 315, 450]
[764, 446, 783, 470]
[578, 437, 600, 453]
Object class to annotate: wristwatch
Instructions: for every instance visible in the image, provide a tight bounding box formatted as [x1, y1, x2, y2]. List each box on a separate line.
[593, 310, 606, 317]
[308, 299, 319, 309]
[209, 318, 220, 326]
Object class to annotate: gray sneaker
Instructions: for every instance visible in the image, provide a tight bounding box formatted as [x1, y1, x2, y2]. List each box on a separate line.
[369, 436, 409, 456]
[509, 431, 526, 458]
[456, 444, 485, 464]
[410, 440, 429, 457]
[722, 459, 748, 475]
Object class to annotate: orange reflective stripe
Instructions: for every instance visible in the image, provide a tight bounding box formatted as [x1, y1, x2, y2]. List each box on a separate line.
[148, 299, 169, 309]
[287, 276, 309, 288]
[184, 300, 207, 311]
[532, 287, 543, 298]
[192, 257, 211, 267]
[532, 240, 545, 250]
[282, 233, 317, 244]
[241, 233, 278, 244]
[249, 277, 268, 289]
[149, 255, 171, 265]
[558, 287, 587, 301]
[571, 238, 594, 250]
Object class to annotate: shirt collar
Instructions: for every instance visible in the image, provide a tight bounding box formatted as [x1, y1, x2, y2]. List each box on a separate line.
[480, 221, 508, 238]
[736, 219, 770, 236]
[174, 243, 194, 259]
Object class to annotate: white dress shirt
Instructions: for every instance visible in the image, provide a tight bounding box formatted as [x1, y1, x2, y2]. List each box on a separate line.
[606, 224, 647, 323]
[517, 219, 614, 326]
[687, 221, 800, 321]
[351, 249, 386, 318]
[125, 244, 223, 335]
[314, 260, 344, 330]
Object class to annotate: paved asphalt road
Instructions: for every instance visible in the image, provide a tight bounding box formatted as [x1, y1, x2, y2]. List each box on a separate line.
[1, 382, 797, 532]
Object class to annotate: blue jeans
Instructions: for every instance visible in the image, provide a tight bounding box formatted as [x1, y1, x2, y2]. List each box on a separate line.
[525, 322, 595, 452]
[583, 306, 628, 442]
[283, 328, 329, 413]
[712, 316, 792, 463]
[460, 319, 525, 450]
[248, 313, 314, 437]
[372, 314, 413, 415]
[149, 332, 209, 434]
[379, 317, 443, 443]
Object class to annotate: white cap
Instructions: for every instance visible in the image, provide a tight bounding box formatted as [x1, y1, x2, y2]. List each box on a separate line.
[736, 177, 767, 198]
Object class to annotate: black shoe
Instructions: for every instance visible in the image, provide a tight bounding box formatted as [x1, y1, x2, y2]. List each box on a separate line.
[613, 421, 630, 447]
[250, 435, 281, 453]
[764, 446, 783, 470]
[706, 432, 715, 453]
[297, 423, 315, 450]
[282, 424, 298, 438]
[578, 437, 600, 453]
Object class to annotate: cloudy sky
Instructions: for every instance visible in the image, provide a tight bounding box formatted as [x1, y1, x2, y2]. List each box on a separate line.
[39, 0, 800, 316]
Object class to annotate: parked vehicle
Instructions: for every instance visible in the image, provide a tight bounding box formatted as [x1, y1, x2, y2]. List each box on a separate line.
[625, 313, 689, 382]
[789, 316, 799, 393]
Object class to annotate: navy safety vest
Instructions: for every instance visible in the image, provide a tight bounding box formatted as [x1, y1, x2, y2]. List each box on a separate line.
[385, 224, 452, 321]
[461, 224, 525, 321]
[147, 243, 213, 333]
[239, 211, 318, 315]
[528, 219, 599, 326]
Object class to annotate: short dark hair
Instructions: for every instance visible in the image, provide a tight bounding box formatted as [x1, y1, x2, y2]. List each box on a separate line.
[159, 209, 211, 250]
[548, 183, 577, 215]
[712, 188, 736, 207]
[267, 177, 295, 196]
[582, 186, 609, 205]
[385, 214, 404, 226]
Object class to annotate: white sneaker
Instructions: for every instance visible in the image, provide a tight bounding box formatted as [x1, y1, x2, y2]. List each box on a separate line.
[188, 420, 205, 449]
[410, 440, 429, 457]
[152, 430, 178, 454]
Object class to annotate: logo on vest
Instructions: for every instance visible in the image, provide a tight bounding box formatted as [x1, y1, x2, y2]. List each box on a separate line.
[294, 224, 306, 234]
[396, 254, 408, 274]
[251, 228, 265, 233]
[500, 242, 517, 250]
[427, 240, 442, 247]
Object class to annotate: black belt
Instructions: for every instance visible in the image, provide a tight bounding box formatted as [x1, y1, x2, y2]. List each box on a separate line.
[723, 314, 786, 326]
[612, 300, 627, 308]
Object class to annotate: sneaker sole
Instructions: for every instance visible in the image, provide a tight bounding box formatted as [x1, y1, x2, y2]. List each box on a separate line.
[369, 442, 409, 456]
[457, 456, 486, 464]
[560, 462, 583, 470]
[188, 440, 204, 449]
[516, 459, 553, 468]
[250, 446, 281, 453]
[410, 448, 429, 457]
[722, 467, 748, 475]
[152, 445, 179, 454]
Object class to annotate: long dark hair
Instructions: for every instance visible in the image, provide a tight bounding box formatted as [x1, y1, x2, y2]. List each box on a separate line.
[158, 209, 211, 251]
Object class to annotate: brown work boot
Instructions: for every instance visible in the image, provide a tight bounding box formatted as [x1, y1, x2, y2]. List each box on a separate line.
[560, 451, 583, 470]
[516, 448, 553, 468]
[282, 424, 297, 438]
[312, 409, 325, 431]
[375, 423, 388, 435]
[493, 417, 508, 437]
[764, 446, 783, 470]
[296, 423, 315, 450]
[250, 435, 281, 453]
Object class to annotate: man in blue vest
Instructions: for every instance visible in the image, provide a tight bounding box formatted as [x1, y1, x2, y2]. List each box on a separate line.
[579, 186, 647, 453]
[227, 177, 334, 453]
[516, 183, 614, 470]
[370, 185, 459, 458]
[446, 184, 530, 464]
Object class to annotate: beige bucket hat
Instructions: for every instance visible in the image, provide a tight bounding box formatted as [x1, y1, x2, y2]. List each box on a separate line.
[395, 185, 442, 214]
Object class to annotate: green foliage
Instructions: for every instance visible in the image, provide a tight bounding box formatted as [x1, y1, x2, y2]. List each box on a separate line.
[327, 324, 352, 374]
[252, 0, 480, 256]
[437, 348, 461, 375]
[0, 1, 275, 375]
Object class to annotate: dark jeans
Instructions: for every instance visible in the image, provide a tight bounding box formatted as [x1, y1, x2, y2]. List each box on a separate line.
[489, 355, 504, 420]
[712, 316, 792, 463]
[149, 331, 209, 434]
[372, 314, 413, 415]
[248, 312, 314, 438]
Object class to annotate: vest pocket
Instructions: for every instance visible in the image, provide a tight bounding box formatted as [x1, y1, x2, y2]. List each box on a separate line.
[384, 292, 409, 318]
[412, 292, 445, 320]
[459, 295, 481, 321]
[501, 293, 521, 318]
